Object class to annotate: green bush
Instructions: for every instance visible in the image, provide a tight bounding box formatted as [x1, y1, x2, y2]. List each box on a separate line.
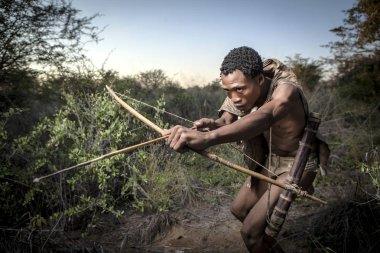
[1, 91, 156, 229]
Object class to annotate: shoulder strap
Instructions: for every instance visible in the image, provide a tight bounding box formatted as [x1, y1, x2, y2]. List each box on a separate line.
[263, 58, 299, 85]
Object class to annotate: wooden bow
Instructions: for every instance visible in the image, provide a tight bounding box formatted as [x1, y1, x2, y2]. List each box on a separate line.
[106, 85, 327, 205]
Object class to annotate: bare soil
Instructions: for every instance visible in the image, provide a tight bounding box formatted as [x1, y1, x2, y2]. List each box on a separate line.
[56, 171, 365, 253]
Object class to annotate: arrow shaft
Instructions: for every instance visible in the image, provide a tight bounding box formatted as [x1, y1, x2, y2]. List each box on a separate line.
[34, 135, 168, 183]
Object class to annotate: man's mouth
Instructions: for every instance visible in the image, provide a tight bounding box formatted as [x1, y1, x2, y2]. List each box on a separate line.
[235, 104, 245, 110]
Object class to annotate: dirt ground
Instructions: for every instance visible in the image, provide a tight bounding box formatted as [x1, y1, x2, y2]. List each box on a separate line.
[57, 173, 362, 253]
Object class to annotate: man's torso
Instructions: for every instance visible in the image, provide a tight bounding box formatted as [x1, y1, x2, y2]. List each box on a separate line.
[219, 78, 308, 157]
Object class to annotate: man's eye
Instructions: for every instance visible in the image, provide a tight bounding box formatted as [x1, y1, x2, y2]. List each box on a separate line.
[236, 88, 243, 93]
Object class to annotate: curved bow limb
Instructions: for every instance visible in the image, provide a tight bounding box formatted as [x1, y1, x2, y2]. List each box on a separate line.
[33, 135, 168, 183]
[106, 85, 327, 205]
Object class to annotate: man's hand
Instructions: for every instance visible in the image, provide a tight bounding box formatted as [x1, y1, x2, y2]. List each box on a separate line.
[193, 112, 237, 131]
[193, 118, 216, 131]
[163, 125, 212, 152]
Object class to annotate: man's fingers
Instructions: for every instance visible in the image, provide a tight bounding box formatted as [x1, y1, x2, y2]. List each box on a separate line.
[194, 119, 208, 127]
[164, 126, 206, 152]
[193, 118, 214, 131]
[173, 134, 188, 152]
[164, 126, 189, 151]
[193, 120, 202, 128]
[169, 128, 183, 149]
[165, 125, 180, 145]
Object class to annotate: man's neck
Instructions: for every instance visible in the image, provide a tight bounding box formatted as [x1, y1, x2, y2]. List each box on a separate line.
[255, 78, 271, 107]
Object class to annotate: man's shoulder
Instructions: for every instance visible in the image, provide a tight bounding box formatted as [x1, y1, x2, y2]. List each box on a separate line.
[271, 80, 302, 101]
[270, 79, 309, 117]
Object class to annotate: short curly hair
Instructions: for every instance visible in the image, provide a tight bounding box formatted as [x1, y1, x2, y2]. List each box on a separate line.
[220, 46, 263, 78]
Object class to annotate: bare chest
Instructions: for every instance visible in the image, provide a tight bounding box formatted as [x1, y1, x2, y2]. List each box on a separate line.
[264, 115, 306, 156]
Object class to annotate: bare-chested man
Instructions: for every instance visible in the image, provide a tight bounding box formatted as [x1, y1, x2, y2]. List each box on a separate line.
[163, 46, 319, 252]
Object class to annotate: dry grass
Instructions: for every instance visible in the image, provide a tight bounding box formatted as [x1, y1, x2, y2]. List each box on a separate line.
[307, 196, 380, 253]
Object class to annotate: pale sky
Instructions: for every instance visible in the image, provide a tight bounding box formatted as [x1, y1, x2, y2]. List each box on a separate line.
[72, 0, 356, 86]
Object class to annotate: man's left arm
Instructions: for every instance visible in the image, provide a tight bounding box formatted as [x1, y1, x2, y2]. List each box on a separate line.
[164, 84, 299, 151]
[206, 84, 299, 146]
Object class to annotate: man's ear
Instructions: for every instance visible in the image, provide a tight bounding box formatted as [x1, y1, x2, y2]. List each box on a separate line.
[258, 74, 265, 85]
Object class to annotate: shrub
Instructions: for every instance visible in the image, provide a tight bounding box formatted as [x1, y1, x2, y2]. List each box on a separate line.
[1, 91, 159, 230]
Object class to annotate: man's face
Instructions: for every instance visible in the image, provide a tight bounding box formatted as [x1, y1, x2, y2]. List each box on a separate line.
[221, 69, 261, 113]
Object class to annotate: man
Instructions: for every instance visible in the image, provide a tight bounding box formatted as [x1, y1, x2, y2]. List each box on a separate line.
[163, 46, 319, 252]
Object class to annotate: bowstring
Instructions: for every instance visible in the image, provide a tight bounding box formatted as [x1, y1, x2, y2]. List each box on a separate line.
[114, 91, 277, 178]
[114, 92, 192, 124]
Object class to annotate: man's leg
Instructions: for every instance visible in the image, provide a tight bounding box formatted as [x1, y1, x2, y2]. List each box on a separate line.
[240, 174, 287, 253]
[299, 170, 317, 194]
[230, 174, 268, 222]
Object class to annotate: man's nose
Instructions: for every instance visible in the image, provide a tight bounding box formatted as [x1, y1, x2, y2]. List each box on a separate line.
[230, 93, 241, 103]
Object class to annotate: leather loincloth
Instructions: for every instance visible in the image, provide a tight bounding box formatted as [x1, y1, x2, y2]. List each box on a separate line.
[267, 152, 319, 177]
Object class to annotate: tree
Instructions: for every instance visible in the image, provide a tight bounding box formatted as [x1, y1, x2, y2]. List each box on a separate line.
[285, 54, 323, 91]
[0, 0, 100, 74]
[336, 52, 380, 106]
[137, 69, 179, 89]
[324, 0, 380, 106]
[326, 0, 380, 60]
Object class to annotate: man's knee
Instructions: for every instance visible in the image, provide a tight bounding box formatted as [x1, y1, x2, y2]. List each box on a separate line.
[241, 228, 281, 253]
[230, 204, 246, 222]
[240, 227, 262, 252]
